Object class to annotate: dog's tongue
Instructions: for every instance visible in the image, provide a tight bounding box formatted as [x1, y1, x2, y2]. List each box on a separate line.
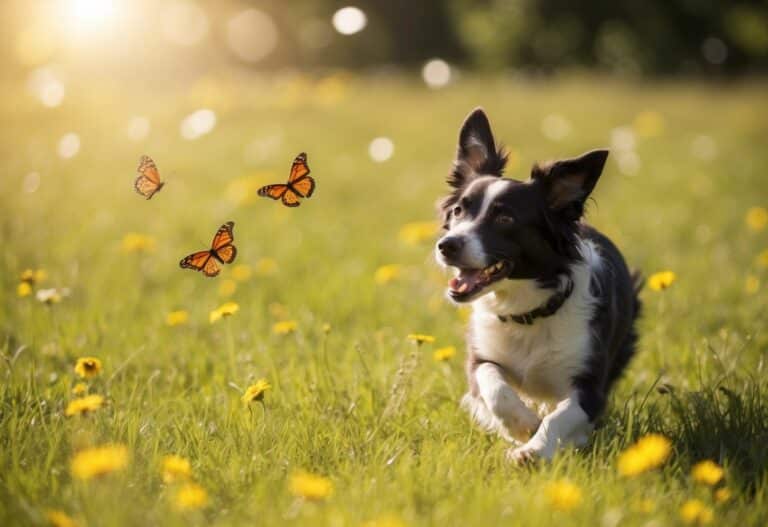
[449, 269, 484, 293]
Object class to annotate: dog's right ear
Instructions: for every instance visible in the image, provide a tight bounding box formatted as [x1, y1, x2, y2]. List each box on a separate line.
[448, 108, 507, 189]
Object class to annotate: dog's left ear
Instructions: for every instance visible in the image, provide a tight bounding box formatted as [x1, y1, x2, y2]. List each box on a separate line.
[449, 108, 507, 189]
[534, 149, 609, 219]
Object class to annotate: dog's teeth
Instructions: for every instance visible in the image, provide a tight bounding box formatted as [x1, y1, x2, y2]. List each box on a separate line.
[457, 283, 468, 293]
[495, 262, 503, 271]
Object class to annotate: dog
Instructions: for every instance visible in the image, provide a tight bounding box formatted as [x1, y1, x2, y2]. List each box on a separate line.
[435, 108, 642, 463]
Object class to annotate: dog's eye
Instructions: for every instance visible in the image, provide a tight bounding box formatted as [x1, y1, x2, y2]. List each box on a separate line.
[453, 205, 462, 217]
[496, 214, 514, 225]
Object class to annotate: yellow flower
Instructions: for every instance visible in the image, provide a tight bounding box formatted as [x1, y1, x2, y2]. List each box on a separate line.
[714, 487, 732, 504]
[65, 394, 104, 417]
[322, 323, 332, 334]
[242, 379, 271, 404]
[174, 482, 209, 510]
[746, 206, 768, 231]
[680, 499, 714, 525]
[231, 264, 252, 281]
[20, 268, 47, 285]
[218, 279, 237, 297]
[433, 346, 456, 361]
[121, 233, 156, 253]
[757, 249, 768, 268]
[398, 221, 438, 245]
[363, 514, 408, 527]
[162, 455, 193, 483]
[544, 479, 582, 511]
[254, 258, 278, 276]
[407, 334, 435, 345]
[691, 460, 724, 486]
[253, 258, 277, 276]
[289, 470, 333, 501]
[45, 509, 78, 527]
[648, 271, 676, 291]
[273, 320, 297, 335]
[633, 110, 665, 138]
[17, 282, 32, 297]
[70, 444, 129, 480]
[374, 264, 402, 285]
[617, 433, 672, 476]
[74, 357, 102, 379]
[71, 382, 88, 396]
[209, 302, 239, 323]
[745, 275, 760, 295]
[166, 310, 189, 327]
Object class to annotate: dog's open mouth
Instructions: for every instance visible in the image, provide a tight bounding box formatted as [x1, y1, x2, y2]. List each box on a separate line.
[448, 260, 512, 301]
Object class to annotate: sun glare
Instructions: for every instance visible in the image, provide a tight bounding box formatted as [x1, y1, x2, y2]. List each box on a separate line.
[64, 0, 117, 32]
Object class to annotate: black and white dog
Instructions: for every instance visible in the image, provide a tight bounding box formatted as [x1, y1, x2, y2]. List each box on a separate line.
[436, 108, 641, 463]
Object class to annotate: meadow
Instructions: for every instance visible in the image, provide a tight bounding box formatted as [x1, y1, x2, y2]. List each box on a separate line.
[1, 72, 767, 526]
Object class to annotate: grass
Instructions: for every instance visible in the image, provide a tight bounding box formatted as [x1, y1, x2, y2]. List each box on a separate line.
[1, 71, 768, 526]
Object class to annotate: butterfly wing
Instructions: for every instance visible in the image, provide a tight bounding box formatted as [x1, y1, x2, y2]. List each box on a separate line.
[257, 184, 289, 201]
[179, 250, 221, 277]
[211, 221, 237, 264]
[281, 188, 301, 207]
[289, 175, 315, 198]
[288, 153, 310, 184]
[134, 155, 164, 199]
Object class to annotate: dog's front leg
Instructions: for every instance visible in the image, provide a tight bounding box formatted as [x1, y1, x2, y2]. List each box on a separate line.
[507, 392, 592, 464]
[473, 362, 540, 442]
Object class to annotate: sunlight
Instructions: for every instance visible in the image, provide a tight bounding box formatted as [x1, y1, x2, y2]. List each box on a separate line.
[63, 0, 117, 32]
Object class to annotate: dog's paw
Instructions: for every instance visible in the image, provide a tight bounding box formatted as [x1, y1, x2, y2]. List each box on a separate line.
[506, 444, 543, 466]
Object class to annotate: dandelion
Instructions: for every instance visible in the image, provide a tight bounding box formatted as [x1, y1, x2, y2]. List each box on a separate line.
[745, 275, 760, 295]
[242, 379, 271, 404]
[633, 110, 665, 138]
[65, 394, 104, 417]
[714, 487, 732, 504]
[36, 288, 68, 304]
[322, 323, 332, 334]
[45, 509, 78, 527]
[174, 482, 209, 510]
[617, 433, 672, 476]
[398, 221, 438, 245]
[745, 206, 768, 231]
[17, 282, 32, 297]
[74, 357, 102, 379]
[231, 264, 252, 281]
[544, 479, 582, 511]
[374, 264, 402, 285]
[218, 278, 237, 297]
[272, 320, 297, 335]
[252, 257, 277, 276]
[166, 310, 189, 327]
[20, 268, 47, 285]
[407, 334, 435, 345]
[691, 460, 724, 486]
[648, 271, 676, 291]
[680, 499, 714, 525]
[70, 444, 129, 480]
[121, 232, 156, 253]
[71, 383, 88, 396]
[162, 455, 193, 483]
[757, 249, 768, 268]
[433, 346, 456, 361]
[209, 302, 239, 323]
[289, 470, 333, 501]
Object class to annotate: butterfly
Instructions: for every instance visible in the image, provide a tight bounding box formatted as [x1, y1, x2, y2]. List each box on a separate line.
[134, 155, 165, 200]
[257, 152, 315, 207]
[179, 221, 237, 277]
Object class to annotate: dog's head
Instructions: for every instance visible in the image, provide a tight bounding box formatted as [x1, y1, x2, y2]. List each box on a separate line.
[435, 108, 609, 303]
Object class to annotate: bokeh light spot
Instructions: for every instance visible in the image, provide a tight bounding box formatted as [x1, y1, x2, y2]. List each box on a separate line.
[226, 9, 278, 63]
[369, 137, 394, 162]
[64, 0, 117, 32]
[126, 116, 151, 142]
[27, 68, 65, 108]
[58, 133, 81, 159]
[422, 59, 452, 89]
[332, 7, 367, 35]
[691, 135, 718, 161]
[161, 1, 209, 47]
[180, 109, 216, 140]
[23, 172, 41, 194]
[541, 114, 572, 141]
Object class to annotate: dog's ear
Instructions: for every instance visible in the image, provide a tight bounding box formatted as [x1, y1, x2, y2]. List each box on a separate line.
[533, 149, 609, 219]
[448, 108, 507, 189]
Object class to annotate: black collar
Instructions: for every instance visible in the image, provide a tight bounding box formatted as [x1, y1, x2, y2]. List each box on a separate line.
[497, 277, 574, 325]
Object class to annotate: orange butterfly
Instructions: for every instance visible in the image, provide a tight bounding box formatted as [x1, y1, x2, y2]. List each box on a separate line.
[134, 155, 165, 200]
[179, 221, 237, 277]
[257, 152, 315, 207]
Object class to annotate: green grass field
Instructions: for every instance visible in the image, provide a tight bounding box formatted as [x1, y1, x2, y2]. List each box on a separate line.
[1, 73, 768, 526]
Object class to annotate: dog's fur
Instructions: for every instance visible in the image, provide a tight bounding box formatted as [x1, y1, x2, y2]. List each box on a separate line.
[435, 108, 641, 462]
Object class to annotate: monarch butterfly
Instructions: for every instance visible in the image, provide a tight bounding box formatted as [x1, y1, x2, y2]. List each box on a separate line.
[179, 221, 237, 277]
[257, 152, 315, 207]
[134, 155, 165, 200]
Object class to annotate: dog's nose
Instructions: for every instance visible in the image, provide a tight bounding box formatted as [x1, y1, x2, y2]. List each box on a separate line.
[438, 236, 464, 258]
